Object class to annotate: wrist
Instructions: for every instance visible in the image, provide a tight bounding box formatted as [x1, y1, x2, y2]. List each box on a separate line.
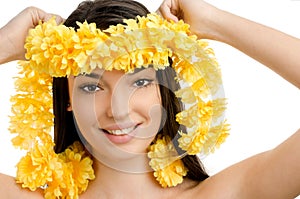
[0, 28, 9, 64]
[196, 3, 227, 41]
[182, 1, 225, 41]
[0, 26, 25, 64]
[200, 4, 247, 47]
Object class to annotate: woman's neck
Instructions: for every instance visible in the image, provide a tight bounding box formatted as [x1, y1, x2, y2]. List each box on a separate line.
[83, 160, 169, 199]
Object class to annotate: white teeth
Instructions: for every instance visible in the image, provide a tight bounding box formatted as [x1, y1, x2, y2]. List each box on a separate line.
[106, 126, 135, 135]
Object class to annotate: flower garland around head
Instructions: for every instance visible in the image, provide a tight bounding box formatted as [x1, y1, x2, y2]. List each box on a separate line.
[9, 13, 230, 198]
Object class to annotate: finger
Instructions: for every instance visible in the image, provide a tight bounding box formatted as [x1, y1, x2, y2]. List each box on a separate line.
[33, 7, 64, 25]
[155, 9, 163, 17]
[44, 13, 65, 24]
[158, 3, 179, 22]
[27, 7, 46, 26]
[54, 15, 65, 24]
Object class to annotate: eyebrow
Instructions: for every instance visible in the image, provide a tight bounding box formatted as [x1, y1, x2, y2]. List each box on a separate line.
[76, 73, 101, 79]
[76, 67, 152, 79]
[127, 67, 152, 76]
[127, 68, 147, 76]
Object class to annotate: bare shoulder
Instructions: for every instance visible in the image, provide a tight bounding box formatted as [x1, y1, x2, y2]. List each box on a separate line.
[0, 173, 43, 198]
[183, 129, 300, 199]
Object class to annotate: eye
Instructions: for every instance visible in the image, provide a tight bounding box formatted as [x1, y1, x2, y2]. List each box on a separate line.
[133, 79, 153, 88]
[79, 84, 101, 93]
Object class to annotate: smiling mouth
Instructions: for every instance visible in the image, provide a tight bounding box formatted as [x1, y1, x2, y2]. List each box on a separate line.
[102, 125, 138, 136]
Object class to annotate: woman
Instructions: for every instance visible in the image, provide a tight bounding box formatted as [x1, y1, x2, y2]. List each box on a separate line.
[2, 0, 216, 198]
[53, 0, 208, 179]
[0, 0, 299, 199]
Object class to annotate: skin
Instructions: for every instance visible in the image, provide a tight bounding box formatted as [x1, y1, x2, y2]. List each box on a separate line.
[1, 2, 300, 198]
[0, 7, 63, 64]
[159, 0, 300, 88]
[159, 0, 300, 198]
[0, 7, 63, 198]
[68, 68, 162, 173]
[67, 68, 198, 199]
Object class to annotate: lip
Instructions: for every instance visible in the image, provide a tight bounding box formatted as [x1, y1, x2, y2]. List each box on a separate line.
[103, 122, 139, 131]
[100, 123, 139, 144]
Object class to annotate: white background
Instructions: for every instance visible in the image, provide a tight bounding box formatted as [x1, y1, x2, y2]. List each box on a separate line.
[0, 0, 299, 195]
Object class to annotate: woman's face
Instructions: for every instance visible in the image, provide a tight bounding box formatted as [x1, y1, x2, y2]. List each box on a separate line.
[68, 68, 162, 168]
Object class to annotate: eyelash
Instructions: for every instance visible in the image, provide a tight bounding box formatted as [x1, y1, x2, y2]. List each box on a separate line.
[79, 78, 154, 94]
[79, 83, 102, 94]
[133, 79, 154, 88]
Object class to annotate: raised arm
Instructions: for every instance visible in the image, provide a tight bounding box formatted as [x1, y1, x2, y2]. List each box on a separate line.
[0, 6, 63, 64]
[0, 6, 63, 198]
[159, 1, 300, 198]
[159, 0, 300, 88]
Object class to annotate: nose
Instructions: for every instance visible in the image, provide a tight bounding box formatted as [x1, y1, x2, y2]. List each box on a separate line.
[106, 83, 131, 121]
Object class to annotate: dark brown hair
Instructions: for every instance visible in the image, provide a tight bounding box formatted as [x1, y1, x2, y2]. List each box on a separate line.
[53, 0, 209, 182]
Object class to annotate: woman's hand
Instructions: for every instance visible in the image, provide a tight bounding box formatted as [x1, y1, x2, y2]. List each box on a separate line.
[159, 0, 300, 88]
[158, 0, 218, 39]
[0, 6, 63, 64]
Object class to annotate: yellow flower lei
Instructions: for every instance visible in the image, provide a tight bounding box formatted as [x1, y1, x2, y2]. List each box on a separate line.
[10, 13, 229, 198]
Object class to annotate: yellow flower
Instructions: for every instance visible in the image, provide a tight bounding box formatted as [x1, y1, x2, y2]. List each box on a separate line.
[194, 59, 221, 94]
[43, 142, 95, 199]
[202, 121, 230, 153]
[9, 95, 53, 149]
[153, 159, 187, 188]
[175, 77, 210, 104]
[11, 12, 229, 197]
[172, 56, 201, 83]
[178, 121, 230, 155]
[25, 18, 81, 77]
[58, 142, 95, 190]
[9, 61, 53, 150]
[148, 136, 187, 187]
[16, 142, 61, 191]
[176, 97, 227, 155]
[178, 127, 209, 155]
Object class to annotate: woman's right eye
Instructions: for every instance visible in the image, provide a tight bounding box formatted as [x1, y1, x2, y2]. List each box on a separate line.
[79, 84, 101, 93]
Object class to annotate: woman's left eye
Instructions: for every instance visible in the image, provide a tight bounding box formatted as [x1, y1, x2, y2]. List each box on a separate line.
[79, 84, 101, 93]
[133, 79, 153, 88]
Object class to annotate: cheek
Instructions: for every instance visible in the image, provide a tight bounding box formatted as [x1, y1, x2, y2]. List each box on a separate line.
[70, 83, 98, 129]
[130, 86, 162, 118]
[130, 86, 163, 137]
[73, 97, 96, 125]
